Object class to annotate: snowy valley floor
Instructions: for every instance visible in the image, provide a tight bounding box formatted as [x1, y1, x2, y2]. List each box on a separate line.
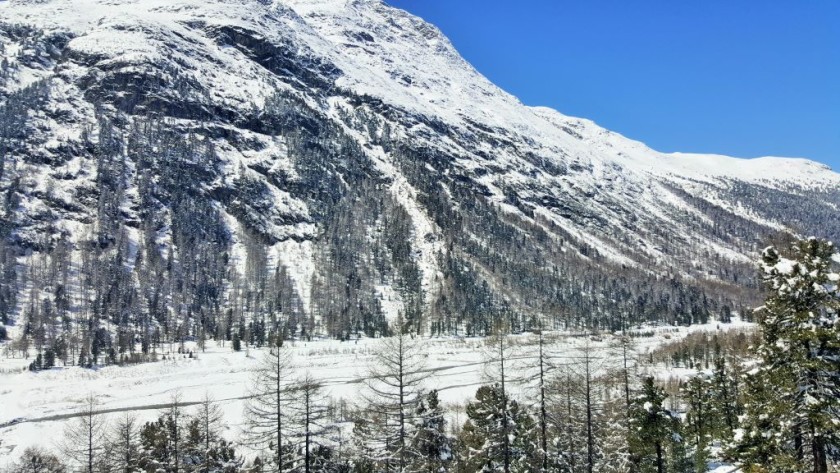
[0, 320, 752, 466]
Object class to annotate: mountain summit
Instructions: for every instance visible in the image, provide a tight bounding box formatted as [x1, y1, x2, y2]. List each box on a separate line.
[1, 0, 837, 338]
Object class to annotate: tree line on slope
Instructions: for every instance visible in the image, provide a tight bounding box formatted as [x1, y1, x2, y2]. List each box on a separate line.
[4, 15, 840, 351]
[0, 83, 755, 363]
[5, 236, 839, 473]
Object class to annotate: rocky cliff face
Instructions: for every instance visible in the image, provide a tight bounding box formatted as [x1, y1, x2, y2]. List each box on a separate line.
[0, 0, 838, 340]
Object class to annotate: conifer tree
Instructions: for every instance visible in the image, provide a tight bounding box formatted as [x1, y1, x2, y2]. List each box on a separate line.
[62, 394, 106, 473]
[628, 377, 679, 473]
[408, 390, 451, 473]
[167, 392, 186, 473]
[735, 238, 840, 473]
[479, 322, 518, 473]
[552, 369, 585, 472]
[708, 350, 739, 441]
[530, 330, 553, 472]
[106, 413, 140, 473]
[361, 317, 426, 472]
[350, 414, 382, 473]
[578, 343, 600, 473]
[734, 372, 793, 472]
[457, 384, 538, 473]
[139, 416, 173, 471]
[552, 341, 612, 473]
[245, 342, 295, 471]
[188, 393, 237, 473]
[288, 373, 329, 473]
[135, 392, 187, 473]
[596, 393, 635, 473]
[682, 375, 711, 473]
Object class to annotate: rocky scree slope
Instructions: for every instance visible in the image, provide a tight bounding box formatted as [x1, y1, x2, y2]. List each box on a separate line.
[0, 0, 838, 341]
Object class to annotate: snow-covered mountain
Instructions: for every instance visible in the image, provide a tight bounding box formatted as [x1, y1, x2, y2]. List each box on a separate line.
[0, 0, 838, 338]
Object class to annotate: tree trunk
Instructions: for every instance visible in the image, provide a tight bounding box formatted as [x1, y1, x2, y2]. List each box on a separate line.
[88, 418, 93, 473]
[201, 407, 208, 473]
[500, 336, 510, 473]
[623, 339, 631, 410]
[794, 426, 803, 464]
[566, 374, 575, 473]
[276, 352, 283, 472]
[399, 336, 406, 473]
[812, 433, 827, 473]
[585, 355, 594, 473]
[538, 333, 548, 472]
[655, 442, 664, 473]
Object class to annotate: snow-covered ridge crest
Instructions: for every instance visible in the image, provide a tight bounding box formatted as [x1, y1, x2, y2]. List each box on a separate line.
[2, 0, 836, 188]
[529, 106, 839, 186]
[280, 0, 839, 187]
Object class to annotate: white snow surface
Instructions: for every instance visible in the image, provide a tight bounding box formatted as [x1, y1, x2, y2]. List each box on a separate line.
[0, 320, 753, 464]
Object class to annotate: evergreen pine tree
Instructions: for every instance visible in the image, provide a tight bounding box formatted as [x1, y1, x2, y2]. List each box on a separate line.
[628, 377, 678, 473]
[408, 390, 452, 473]
[186, 394, 240, 473]
[682, 375, 711, 473]
[457, 384, 538, 473]
[708, 351, 739, 442]
[106, 413, 140, 473]
[735, 238, 840, 473]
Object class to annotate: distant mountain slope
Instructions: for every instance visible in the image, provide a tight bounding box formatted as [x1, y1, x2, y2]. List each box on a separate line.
[0, 0, 837, 344]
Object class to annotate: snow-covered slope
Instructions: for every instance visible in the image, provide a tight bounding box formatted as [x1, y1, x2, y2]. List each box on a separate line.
[0, 0, 838, 334]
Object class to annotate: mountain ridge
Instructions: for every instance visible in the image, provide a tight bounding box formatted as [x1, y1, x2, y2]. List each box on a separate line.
[0, 0, 838, 341]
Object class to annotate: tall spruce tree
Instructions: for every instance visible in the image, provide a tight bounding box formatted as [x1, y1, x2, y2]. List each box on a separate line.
[735, 238, 840, 473]
[682, 375, 712, 473]
[708, 350, 739, 442]
[408, 390, 452, 473]
[457, 384, 538, 473]
[628, 377, 680, 473]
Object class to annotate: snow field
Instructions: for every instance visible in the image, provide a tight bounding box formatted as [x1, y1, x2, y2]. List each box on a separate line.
[0, 319, 753, 465]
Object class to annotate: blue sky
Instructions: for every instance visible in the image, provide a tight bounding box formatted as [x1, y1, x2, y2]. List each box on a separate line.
[387, 1, 840, 170]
